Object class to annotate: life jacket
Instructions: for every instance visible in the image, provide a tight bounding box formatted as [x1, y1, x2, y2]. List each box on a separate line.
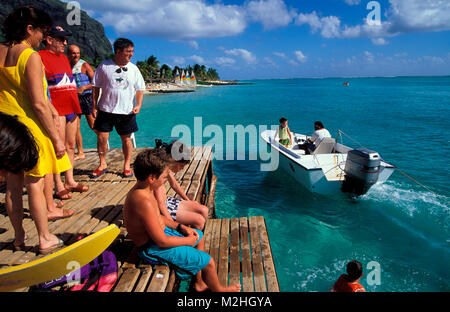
[279, 126, 289, 140]
[333, 274, 366, 292]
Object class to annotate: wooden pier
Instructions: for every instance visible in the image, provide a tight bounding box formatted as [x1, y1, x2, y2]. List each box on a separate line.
[0, 146, 279, 292]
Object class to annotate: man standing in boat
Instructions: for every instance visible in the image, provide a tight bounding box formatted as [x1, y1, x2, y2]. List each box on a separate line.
[299, 121, 331, 154]
[91, 38, 146, 179]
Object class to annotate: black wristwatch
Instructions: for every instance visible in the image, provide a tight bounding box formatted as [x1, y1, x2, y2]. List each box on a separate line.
[176, 223, 183, 232]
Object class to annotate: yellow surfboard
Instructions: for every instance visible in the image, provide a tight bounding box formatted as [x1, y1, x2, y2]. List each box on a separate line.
[0, 224, 120, 292]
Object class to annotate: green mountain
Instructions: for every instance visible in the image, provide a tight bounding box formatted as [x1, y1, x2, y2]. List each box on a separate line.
[0, 0, 112, 65]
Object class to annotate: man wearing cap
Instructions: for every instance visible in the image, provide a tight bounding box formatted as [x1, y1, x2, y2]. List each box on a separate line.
[91, 38, 145, 179]
[39, 25, 88, 209]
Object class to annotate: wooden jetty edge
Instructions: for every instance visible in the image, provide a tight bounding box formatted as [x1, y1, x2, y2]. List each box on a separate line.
[0, 146, 279, 292]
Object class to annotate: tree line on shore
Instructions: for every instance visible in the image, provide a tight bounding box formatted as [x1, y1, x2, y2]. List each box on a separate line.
[136, 55, 220, 82]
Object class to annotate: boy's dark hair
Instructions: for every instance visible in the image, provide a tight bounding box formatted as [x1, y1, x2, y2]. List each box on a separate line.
[113, 38, 134, 54]
[132, 149, 170, 182]
[314, 121, 324, 128]
[0, 112, 38, 173]
[346, 260, 363, 282]
[279, 117, 287, 124]
[155, 139, 190, 165]
[2, 5, 52, 44]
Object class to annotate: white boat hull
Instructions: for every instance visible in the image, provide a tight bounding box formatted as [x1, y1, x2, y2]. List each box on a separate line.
[261, 130, 395, 195]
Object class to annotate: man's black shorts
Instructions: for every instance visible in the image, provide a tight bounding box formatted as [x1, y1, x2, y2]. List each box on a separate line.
[93, 110, 138, 136]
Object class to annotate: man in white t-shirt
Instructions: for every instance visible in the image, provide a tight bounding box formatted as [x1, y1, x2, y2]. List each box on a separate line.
[91, 38, 146, 179]
[299, 121, 331, 154]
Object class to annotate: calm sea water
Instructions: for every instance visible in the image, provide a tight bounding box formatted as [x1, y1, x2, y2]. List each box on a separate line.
[81, 77, 450, 292]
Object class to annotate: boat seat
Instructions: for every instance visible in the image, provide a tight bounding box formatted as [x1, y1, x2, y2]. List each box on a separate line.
[291, 144, 306, 155]
[310, 137, 336, 155]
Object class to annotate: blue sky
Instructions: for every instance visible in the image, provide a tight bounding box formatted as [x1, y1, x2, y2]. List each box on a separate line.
[69, 0, 450, 80]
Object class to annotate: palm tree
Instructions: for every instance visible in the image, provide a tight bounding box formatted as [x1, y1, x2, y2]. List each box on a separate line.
[146, 55, 160, 79]
[206, 67, 219, 81]
[136, 61, 150, 81]
[200, 65, 207, 81]
[160, 64, 173, 81]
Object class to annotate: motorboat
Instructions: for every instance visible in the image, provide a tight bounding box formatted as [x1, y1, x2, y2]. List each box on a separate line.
[260, 129, 395, 195]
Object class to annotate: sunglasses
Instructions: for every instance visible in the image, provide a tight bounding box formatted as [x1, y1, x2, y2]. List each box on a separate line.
[116, 67, 128, 74]
[53, 36, 67, 43]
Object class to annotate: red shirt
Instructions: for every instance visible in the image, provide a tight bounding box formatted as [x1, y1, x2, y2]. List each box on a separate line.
[333, 274, 366, 292]
[38, 50, 81, 116]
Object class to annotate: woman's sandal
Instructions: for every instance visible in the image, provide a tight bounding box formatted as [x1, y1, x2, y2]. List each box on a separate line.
[65, 183, 88, 193]
[48, 208, 74, 221]
[39, 238, 64, 255]
[55, 189, 72, 200]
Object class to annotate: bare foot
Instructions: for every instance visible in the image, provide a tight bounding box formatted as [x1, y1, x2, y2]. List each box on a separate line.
[220, 284, 241, 292]
[39, 234, 64, 253]
[74, 153, 86, 160]
[194, 279, 209, 292]
[47, 207, 74, 220]
[13, 229, 26, 250]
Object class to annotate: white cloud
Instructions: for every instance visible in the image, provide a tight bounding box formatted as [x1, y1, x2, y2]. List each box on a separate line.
[295, 11, 342, 38]
[224, 49, 257, 64]
[273, 52, 288, 59]
[295, 0, 450, 44]
[73, 0, 247, 40]
[246, 0, 297, 30]
[69, 0, 300, 39]
[215, 57, 236, 66]
[364, 51, 375, 63]
[422, 56, 445, 64]
[343, 0, 361, 5]
[171, 56, 186, 65]
[188, 55, 206, 64]
[188, 41, 199, 50]
[294, 50, 307, 63]
[371, 38, 389, 46]
[263, 57, 277, 67]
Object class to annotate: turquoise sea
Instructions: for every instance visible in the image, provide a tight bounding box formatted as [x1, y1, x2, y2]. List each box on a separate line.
[81, 77, 450, 292]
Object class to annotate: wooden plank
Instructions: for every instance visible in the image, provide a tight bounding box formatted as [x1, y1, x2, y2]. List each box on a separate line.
[113, 268, 140, 292]
[79, 182, 134, 235]
[229, 218, 241, 287]
[207, 175, 217, 219]
[189, 147, 212, 202]
[133, 265, 153, 292]
[218, 218, 230, 286]
[209, 219, 221, 268]
[202, 219, 214, 255]
[165, 269, 177, 292]
[257, 216, 280, 292]
[182, 147, 203, 181]
[239, 217, 253, 292]
[147, 265, 170, 292]
[249, 216, 266, 292]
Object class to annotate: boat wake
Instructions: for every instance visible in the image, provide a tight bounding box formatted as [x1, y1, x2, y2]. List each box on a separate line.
[360, 181, 450, 251]
[362, 181, 449, 217]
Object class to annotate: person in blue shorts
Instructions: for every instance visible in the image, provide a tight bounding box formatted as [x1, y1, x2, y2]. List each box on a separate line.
[123, 149, 241, 292]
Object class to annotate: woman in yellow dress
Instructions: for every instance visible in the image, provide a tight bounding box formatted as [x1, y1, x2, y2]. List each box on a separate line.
[0, 6, 72, 254]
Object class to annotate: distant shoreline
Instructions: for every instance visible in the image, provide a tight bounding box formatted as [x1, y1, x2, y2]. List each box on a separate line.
[238, 75, 450, 81]
[198, 80, 254, 86]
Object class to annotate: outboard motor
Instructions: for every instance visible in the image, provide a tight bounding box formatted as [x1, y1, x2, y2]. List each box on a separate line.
[342, 148, 381, 195]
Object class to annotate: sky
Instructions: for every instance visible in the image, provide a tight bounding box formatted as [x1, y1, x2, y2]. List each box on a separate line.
[66, 0, 450, 80]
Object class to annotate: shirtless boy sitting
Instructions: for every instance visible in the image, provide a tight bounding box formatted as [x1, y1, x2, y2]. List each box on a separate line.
[123, 149, 240, 292]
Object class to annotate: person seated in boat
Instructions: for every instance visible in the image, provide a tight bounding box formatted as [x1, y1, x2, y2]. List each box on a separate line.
[123, 148, 241, 292]
[274, 117, 293, 148]
[154, 139, 209, 230]
[332, 260, 366, 292]
[298, 121, 331, 154]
